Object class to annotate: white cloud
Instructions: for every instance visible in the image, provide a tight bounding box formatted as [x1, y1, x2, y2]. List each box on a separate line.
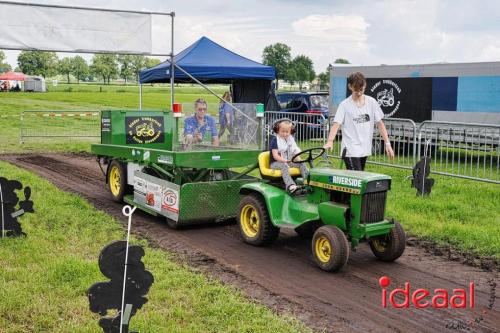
[2, 0, 500, 73]
[292, 14, 369, 43]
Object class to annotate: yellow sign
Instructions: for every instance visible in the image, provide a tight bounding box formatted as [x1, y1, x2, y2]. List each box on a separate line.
[125, 116, 164, 144]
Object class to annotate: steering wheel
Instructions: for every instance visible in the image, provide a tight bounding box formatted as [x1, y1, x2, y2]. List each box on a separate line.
[291, 147, 325, 166]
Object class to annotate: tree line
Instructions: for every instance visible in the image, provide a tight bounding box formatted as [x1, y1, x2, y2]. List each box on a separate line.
[0, 50, 161, 84]
[2, 44, 349, 89]
[262, 43, 349, 90]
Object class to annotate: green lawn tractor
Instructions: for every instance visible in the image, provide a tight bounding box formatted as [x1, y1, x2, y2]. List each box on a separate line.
[238, 148, 406, 272]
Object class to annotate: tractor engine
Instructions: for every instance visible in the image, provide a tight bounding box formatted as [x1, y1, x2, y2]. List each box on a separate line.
[307, 168, 392, 225]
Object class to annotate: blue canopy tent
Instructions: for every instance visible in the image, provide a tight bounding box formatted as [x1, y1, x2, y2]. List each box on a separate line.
[139, 36, 278, 110]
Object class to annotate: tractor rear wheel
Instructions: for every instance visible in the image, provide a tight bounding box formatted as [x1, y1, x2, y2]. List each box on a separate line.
[369, 221, 406, 261]
[108, 160, 127, 202]
[238, 194, 279, 246]
[312, 226, 349, 272]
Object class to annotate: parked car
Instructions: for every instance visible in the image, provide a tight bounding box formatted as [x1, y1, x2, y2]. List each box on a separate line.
[276, 92, 330, 139]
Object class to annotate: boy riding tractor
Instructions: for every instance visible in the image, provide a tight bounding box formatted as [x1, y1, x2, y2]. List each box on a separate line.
[237, 147, 406, 272]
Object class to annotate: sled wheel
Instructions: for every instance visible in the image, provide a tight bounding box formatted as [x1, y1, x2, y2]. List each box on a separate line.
[312, 225, 349, 272]
[108, 160, 126, 202]
[238, 194, 279, 246]
[369, 221, 406, 261]
[166, 218, 181, 230]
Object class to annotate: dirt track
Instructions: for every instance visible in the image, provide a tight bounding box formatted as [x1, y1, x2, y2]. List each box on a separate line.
[2, 153, 499, 333]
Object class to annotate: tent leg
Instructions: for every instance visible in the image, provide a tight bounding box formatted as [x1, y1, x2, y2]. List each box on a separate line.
[139, 83, 142, 110]
[170, 13, 175, 110]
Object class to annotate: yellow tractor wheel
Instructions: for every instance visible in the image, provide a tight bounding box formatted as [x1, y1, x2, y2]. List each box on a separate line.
[108, 160, 126, 202]
[312, 225, 349, 272]
[369, 220, 406, 262]
[238, 194, 279, 246]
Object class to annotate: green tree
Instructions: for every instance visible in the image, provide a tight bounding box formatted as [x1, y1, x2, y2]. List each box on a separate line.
[17, 51, 58, 78]
[130, 55, 146, 82]
[91, 54, 118, 84]
[285, 68, 297, 87]
[0, 51, 12, 73]
[290, 55, 315, 90]
[117, 55, 134, 84]
[71, 56, 89, 84]
[318, 72, 329, 90]
[334, 58, 350, 64]
[58, 57, 73, 83]
[262, 43, 291, 89]
[145, 57, 161, 69]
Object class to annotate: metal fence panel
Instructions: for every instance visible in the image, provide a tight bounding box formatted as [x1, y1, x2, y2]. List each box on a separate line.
[264, 111, 327, 151]
[20, 110, 101, 143]
[417, 121, 499, 183]
[265, 112, 499, 183]
[324, 116, 417, 169]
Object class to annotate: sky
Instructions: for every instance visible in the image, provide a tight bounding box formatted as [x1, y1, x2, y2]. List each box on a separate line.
[2, 0, 500, 73]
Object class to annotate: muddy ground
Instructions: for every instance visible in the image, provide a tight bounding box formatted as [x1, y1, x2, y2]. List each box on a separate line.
[1, 153, 499, 333]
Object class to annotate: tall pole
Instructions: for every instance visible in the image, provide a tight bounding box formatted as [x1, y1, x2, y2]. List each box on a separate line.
[0, 182, 4, 238]
[139, 83, 142, 110]
[170, 12, 175, 110]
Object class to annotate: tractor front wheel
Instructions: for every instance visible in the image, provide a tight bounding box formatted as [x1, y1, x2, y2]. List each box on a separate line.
[369, 221, 406, 262]
[238, 194, 279, 246]
[108, 160, 127, 202]
[312, 226, 349, 272]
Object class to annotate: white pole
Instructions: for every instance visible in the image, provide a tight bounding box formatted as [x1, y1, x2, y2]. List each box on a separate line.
[119, 205, 137, 333]
[139, 83, 142, 110]
[170, 12, 175, 110]
[0, 182, 4, 238]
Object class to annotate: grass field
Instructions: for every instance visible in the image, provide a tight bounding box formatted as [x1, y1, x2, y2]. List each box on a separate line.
[0, 84, 228, 153]
[364, 163, 499, 259]
[0, 160, 309, 333]
[0, 83, 498, 331]
[1, 83, 499, 259]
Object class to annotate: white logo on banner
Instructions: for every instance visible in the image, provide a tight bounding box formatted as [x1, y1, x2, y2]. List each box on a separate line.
[370, 80, 402, 117]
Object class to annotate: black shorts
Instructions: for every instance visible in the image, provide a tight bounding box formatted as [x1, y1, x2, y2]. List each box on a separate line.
[342, 148, 367, 171]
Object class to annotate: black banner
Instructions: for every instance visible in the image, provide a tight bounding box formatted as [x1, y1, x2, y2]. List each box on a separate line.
[360, 78, 433, 122]
[125, 116, 164, 144]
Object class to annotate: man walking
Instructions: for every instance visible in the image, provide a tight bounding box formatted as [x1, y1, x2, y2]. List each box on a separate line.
[324, 72, 394, 170]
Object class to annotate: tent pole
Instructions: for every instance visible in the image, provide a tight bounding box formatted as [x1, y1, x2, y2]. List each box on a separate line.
[170, 12, 175, 110]
[139, 83, 142, 110]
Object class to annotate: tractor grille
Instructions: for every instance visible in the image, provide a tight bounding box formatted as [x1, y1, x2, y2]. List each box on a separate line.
[360, 191, 387, 223]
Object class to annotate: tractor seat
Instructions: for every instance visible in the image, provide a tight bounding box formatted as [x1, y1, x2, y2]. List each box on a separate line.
[258, 151, 301, 178]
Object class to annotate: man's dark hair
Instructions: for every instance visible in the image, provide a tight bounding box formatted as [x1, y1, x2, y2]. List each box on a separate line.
[347, 72, 366, 90]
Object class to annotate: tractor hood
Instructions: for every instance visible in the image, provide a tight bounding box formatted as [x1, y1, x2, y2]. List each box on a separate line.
[307, 168, 391, 194]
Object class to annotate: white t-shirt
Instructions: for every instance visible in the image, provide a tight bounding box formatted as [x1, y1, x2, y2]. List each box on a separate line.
[333, 95, 384, 157]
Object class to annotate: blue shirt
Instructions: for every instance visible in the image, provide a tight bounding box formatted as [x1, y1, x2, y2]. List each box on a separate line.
[184, 115, 218, 140]
[269, 136, 278, 163]
[219, 102, 234, 126]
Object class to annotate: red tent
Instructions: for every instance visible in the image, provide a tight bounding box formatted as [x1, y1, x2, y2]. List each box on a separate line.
[0, 72, 26, 81]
